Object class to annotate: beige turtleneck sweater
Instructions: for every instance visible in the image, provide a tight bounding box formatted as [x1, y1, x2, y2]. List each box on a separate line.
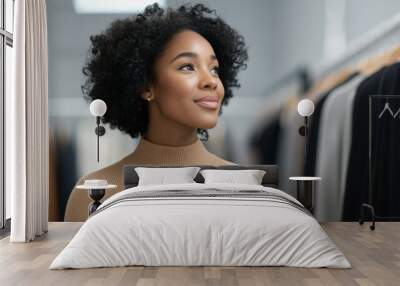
[64, 138, 235, 221]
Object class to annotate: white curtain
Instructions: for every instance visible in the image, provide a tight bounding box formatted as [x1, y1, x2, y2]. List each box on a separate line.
[7, 0, 49, 242]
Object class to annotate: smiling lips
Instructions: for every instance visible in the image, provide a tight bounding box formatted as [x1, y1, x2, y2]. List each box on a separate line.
[194, 96, 219, 110]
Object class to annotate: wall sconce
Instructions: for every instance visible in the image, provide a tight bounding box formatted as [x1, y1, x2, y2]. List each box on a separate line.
[297, 99, 315, 162]
[89, 99, 107, 162]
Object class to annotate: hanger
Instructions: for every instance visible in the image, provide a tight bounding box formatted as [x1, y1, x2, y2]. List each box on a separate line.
[386, 45, 400, 64]
[378, 102, 394, 118]
[393, 106, 400, 118]
[306, 67, 355, 100]
[358, 45, 400, 76]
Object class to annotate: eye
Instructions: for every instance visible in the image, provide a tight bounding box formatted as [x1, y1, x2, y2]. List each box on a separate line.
[179, 63, 195, 72]
[211, 66, 220, 76]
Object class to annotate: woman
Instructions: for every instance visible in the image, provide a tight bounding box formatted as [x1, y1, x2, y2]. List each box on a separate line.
[65, 3, 248, 221]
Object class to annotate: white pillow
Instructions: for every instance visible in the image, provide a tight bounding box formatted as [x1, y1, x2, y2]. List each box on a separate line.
[200, 169, 266, 185]
[135, 167, 200, 186]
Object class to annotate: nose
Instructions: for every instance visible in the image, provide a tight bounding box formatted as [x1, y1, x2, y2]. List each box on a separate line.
[199, 69, 218, 90]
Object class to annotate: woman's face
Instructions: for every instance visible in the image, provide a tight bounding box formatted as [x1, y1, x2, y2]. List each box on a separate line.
[147, 30, 225, 130]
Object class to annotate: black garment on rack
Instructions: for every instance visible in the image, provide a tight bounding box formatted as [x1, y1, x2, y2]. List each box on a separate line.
[304, 72, 360, 176]
[250, 115, 281, 164]
[343, 63, 400, 221]
[370, 95, 400, 219]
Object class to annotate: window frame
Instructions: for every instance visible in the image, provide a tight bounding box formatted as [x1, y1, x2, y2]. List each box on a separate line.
[0, 0, 14, 235]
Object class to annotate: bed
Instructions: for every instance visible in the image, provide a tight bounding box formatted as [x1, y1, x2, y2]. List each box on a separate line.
[49, 165, 350, 269]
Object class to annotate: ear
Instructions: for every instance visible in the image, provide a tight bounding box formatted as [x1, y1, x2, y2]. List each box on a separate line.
[141, 85, 155, 101]
[141, 91, 152, 101]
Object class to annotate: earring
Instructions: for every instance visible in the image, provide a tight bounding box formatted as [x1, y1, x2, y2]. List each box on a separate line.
[197, 129, 209, 141]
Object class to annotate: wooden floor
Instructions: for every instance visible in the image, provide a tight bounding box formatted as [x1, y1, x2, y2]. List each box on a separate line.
[0, 222, 399, 286]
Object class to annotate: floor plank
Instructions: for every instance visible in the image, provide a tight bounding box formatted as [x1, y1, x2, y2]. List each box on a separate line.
[0, 222, 399, 286]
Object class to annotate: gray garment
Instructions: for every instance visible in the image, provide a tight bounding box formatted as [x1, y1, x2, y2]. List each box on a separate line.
[314, 76, 364, 222]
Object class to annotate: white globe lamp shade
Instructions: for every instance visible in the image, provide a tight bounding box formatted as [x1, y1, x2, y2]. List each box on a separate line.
[90, 99, 107, 117]
[297, 99, 314, 117]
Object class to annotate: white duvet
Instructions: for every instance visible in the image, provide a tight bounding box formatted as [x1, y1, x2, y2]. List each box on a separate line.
[50, 183, 351, 269]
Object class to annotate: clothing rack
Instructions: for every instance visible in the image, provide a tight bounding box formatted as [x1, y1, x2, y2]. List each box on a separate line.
[262, 66, 312, 97]
[311, 13, 400, 229]
[312, 12, 400, 80]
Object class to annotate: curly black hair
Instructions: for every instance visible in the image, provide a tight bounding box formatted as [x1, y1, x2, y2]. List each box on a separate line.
[82, 3, 248, 138]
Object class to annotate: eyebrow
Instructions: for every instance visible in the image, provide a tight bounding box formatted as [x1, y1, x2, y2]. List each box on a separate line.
[169, 52, 217, 64]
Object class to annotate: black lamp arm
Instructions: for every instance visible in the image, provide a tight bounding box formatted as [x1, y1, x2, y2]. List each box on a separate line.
[298, 116, 309, 175]
[94, 116, 106, 162]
